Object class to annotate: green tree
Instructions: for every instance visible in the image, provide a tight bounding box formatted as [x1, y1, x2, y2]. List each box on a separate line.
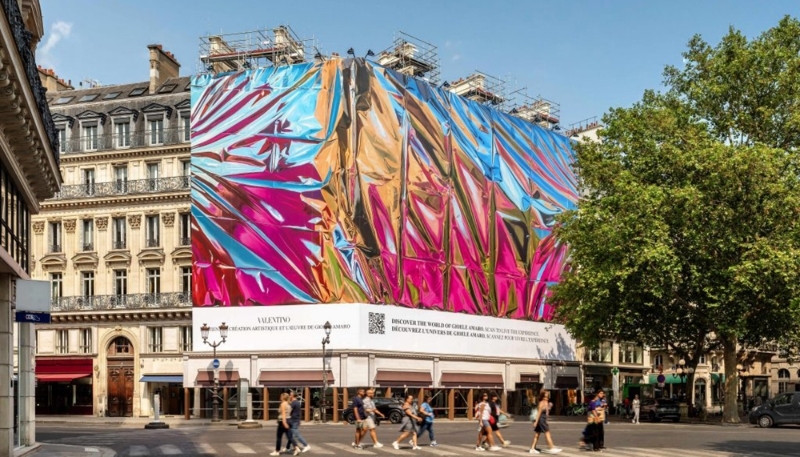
[553, 90, 800, 423]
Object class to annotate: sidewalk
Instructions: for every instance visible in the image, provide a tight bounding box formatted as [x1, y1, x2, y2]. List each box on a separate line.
[30, 444, 115, 457]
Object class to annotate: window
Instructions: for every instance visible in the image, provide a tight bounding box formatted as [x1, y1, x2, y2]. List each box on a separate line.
[112, 217, 126, 249]
[148, 118, 164, 145]
[779, 369, 791, 394]
[83, 169, 95, 195]
[180, 112, 190, 142]
[56, 329, 69, 354]
[114, 166, 128, 193]
[48, 222, 62, 252]
[654, 355, 664, 369]
[129, 87, 147, 96]
[115, 120, 131, 148]
[159, 84, 177, 94]
[50, 273, 63, 300]
[180, 326, 192, 352]
[81, 219, 93, 251]
[103, 91, 121, 100]
[698, 354, 706, 364]
[181, 266, 191, 294]
[147, 162, 160, 191]
[146, 268, 161, 296]
[584, 341, 613, 363]
[148, 327, 163, 352]
[81, 271, 95, 297]
[145, 215, 159, 247]
[180, 213, 190, 246]
[79, 329, 92, 354]
[82, 124, 98, 151]
[78, 94, 98, 102]
[181, 161, 190, 188]
[57, 128, 67, 153]
[618, 343, 643, 365]
[54, 96, 74, 105]
[114, 270, 127, 300]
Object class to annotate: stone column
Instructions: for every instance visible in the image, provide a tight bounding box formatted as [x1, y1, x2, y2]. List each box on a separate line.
[18, 322, 35, 446]
[0, 278, 13, 456]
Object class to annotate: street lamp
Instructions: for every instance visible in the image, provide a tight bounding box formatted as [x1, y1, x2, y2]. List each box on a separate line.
[321, 321, 332, 423]
[201, 322, 228, 423]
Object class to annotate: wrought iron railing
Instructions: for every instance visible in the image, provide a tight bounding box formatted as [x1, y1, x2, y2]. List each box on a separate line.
[60, 127, 187, 154]
[82, 242, 94, 252]
[145, 238, 160, 248]
[49, 244, 62, 253]
[51, 176, 189, 200]
[51, 292, 191, 312]
[112, 240, 127, 250]
[179, 237, 190, 246]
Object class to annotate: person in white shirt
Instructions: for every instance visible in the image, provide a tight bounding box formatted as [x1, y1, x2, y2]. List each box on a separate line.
[475, 392, 500, 451]
[632, 395, 641, 424]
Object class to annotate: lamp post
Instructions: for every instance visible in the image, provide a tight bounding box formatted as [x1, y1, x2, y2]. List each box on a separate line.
[201, 322, 228, 423]
[321, 321, 332, 423]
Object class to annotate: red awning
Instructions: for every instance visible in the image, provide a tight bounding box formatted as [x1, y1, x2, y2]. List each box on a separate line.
[36, 373, 91, 382]
[35, 358, 93, 374]
[440, 373, 504, 388]
[374, 370, 432, 387]
[258, 370, 335, 387]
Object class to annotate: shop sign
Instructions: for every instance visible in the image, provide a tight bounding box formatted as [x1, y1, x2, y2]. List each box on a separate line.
[14, 311, 50, 324]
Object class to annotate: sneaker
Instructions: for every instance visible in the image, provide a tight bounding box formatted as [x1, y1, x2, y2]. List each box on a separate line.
[409, 440, 414, 446]
[430, 441, 438, 447]
[542, 449, 562, 455]
[373, 443, 383, 448]
[393, 442, 400, 450]
[503, 440, 511, 447]
[293, 448, 301, 456]
[529, 450, 540, 455]
[354, 445, 364, 450]
[351, 442, 356, 448]
[302, 446, 311, 453]
[475, 446, 485, 451]
[489, 446, 503, 451]
[269, 453, 280, 457]
[413, 446, 422, 450]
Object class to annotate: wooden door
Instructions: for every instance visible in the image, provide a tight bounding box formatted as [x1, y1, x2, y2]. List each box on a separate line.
[107, 363, 134, 417]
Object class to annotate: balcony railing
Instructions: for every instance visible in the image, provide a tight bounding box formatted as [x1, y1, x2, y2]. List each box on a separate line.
[49, 244, 62, 253]
[51, 292, 191, 312]
[82, 242, 94, 252]
[60, 127, 187, 154]
[179, 237, 190, 246]
[51, 176, 189, 200]
[145, 238, 160, 248]
[112, 240, 127, 250]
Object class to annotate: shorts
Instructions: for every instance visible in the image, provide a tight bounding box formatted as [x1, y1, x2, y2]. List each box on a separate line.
[481, 420, 491, 429]
[400, 417, 417, 433]
[364, 417, 376, 429]
[490, 422, 499, 431]
[355, 420, 368, 430]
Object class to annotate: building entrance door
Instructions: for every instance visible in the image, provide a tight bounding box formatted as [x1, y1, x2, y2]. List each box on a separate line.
[106, 336, 135, 417]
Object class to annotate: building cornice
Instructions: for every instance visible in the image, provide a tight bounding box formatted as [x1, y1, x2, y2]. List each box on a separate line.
[50, 309, 191, 323]
[57, 144, 189, 164]
[40, 191, 189, 211]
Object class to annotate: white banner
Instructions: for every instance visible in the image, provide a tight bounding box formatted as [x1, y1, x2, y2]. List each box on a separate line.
[193, 304, 576, 361]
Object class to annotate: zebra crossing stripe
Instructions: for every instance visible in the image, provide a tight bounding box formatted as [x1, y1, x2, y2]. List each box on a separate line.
[227, 443, 256, 454]
[436, 444, 493, 455]
[305, 444, 336, 454]
[194, 442, 217, 454]
[158, 444, 183, 455]
[417, 446, 460, 456]
[128, 445, 150, 456]
[324, 442, 378, 454]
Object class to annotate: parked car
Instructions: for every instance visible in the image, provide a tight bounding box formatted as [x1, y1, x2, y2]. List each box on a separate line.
[343, 398, 404, 424]
[749, 392, 800, 428]
[640, 398, 681, 422]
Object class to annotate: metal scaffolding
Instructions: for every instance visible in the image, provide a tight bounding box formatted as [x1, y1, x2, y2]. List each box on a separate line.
[376, 31, 440, 84]
[447, 71, 508, 108]
[565, 116, 600, 137]
[198, 25, 321, 74]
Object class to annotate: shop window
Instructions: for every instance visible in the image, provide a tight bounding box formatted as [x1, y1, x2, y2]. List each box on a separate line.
[148, 327, 163, 352]
[79, 329, 92, 354]
[56, 329, 69, 354]
[584, 341, 613, 363]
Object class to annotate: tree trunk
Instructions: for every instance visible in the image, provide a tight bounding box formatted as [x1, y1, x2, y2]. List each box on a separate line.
[722, 333, 740, 423]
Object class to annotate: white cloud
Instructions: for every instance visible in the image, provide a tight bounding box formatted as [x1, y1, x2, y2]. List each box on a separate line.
[451, 53, 461, 62]
[38, 21, 73, 68]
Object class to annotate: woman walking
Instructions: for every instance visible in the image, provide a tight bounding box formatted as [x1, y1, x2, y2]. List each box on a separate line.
[392, 395, 422, 450]
[271, 392, 299, 456]
[489, 393, 511, 447]
[475, 392, 500, 451]
[529, 390, 562, 454]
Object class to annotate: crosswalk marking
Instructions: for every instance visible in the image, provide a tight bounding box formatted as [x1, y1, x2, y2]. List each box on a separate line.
[436, 444, 491, 455]
[325, 442, 377, 454]
[158, 444, 183, 455]
[128, 445, 150, 456]
[418, 446, 459, 456]
[194, 442, 217, 454]
[305, 444, 336, 454]
[227, 443, 256, 454]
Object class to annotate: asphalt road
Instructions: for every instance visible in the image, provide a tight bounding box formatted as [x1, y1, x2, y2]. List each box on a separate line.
[36, 420, 800, 457]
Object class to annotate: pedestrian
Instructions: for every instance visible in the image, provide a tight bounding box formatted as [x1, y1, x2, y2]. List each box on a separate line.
[270, 392, 297, 456]
[489, 393, 511, 447]
[587, 390, 606, 451]
[392, 394, 422, 450]
[363, 389, 385, 448]
[632, 395, 640, 424]
[528, 390, 562, 454]
[475, 392, 501, 451]
[351, 388, 367, 450]
[415, 394, 437, 446]
[602, 396, 609, 425]
[288, 391, 311, 454]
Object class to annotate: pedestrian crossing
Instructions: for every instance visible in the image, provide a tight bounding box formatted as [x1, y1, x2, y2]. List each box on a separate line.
[89, 442, 784, 456]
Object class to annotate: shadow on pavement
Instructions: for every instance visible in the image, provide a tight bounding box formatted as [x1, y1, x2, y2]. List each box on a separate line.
[705, 440, 800, 457]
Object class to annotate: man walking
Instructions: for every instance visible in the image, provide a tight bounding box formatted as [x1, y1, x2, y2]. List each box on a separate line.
[288, 391, 311, 453]
[590, 390, 606, 451]
[351, 388, 367, 450]
[632, 395, 640, 424]
[363, 389, 385, 448]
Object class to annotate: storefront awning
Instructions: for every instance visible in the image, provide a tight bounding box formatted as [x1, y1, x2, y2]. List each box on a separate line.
[520, 374, 541, 383]
[35, 358, 93, 374]
[374, 370, 432, 387]
[258, 370, 335, 387]
[711, 373, 726, 383]
[140, 375, 183, 383]
[36, 373, 91, 382]
[195, 370, 239, 386]
[440, 373, 503, 388]
[648, 374, 686, 385]
[555, 376, 580, 389]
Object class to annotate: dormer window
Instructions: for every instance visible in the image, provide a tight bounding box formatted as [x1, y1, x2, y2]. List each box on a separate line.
[115, 120, 130, 148]
[57, 127, 67, 153]
[129, 87, 147, 97]
[149, 118, 164, 145]
[82, 123, 98, 151]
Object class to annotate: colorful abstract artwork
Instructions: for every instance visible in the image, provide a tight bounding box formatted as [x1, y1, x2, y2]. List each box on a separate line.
[191, 59, 578, 320]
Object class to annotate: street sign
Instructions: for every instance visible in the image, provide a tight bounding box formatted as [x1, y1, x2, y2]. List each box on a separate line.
[658, 382, 665, 388]
[14, 311, 50, 324]
[657, 374, 666, 383]
[611, 367, 619, 376]
[212, 359, 220, 369]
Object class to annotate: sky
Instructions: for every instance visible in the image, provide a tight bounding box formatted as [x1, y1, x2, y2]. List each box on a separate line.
[39, 0, 798, 127]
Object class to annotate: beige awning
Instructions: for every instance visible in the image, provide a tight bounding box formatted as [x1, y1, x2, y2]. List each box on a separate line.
[440, 372, 504, 388]
[374, 370, 432, 387]
[258, 370, 335, 387]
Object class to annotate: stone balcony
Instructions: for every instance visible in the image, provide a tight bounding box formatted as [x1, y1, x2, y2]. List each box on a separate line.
[51, 176, 189, 200]
[59, 127, 187, 155]
[51, 292, 191, 312]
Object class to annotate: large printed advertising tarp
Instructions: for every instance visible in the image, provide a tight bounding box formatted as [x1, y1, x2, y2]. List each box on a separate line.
[190, 59, 579, 360]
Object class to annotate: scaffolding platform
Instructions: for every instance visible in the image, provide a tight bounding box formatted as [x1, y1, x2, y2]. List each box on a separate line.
[508, 94, 561, 130]
[376, 31, 440, 84]
[448, 71, 507, 107]
[199, 26, 320, 74]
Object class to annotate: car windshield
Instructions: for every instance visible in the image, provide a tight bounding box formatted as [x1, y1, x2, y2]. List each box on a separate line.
[657, 400, 677, 405]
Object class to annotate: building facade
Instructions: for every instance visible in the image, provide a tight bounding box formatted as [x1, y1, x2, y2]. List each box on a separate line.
[29, 44, 191, 418]
[1, 0, 62, 454]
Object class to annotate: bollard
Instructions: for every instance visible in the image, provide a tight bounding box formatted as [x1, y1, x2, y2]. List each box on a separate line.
[238, 392, 262, 429]
[145, 393, 169, 429]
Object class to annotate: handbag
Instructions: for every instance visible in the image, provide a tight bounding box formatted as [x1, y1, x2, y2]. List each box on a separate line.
[529, 407, 539, 422]
[488, 414, 496, 425]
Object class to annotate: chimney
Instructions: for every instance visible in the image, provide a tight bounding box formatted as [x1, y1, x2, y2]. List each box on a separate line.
[148, 44, 180, 94]
[37, 66, 74, 92]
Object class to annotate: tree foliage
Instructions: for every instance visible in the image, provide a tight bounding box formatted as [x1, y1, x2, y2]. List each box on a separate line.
[552, 16, 800, 423]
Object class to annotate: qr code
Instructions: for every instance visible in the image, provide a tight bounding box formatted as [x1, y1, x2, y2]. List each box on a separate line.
[368, 312, 385, 335]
